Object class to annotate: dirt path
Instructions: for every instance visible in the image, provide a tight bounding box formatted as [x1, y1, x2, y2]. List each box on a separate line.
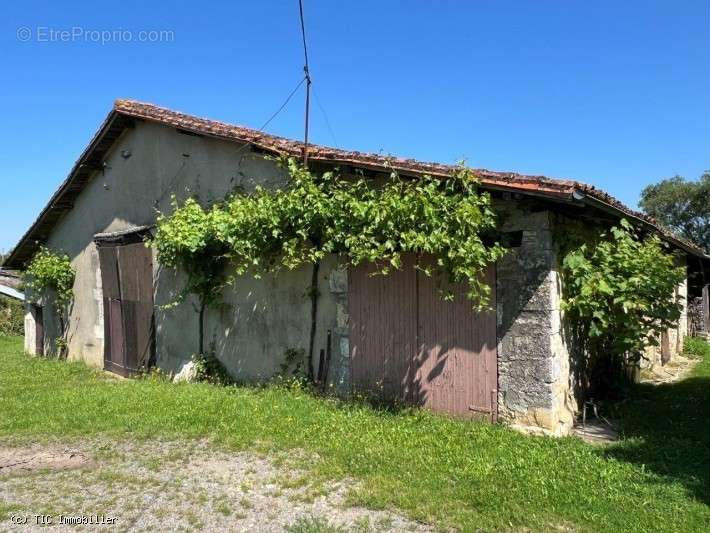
[640, 353, 700, 385]
[0, 439, 430, 532]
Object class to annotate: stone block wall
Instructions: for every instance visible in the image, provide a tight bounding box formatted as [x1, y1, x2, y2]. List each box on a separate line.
[667, 273, 689, 359]
[495, 199, 576, 436]
[643, 260, 689, 368]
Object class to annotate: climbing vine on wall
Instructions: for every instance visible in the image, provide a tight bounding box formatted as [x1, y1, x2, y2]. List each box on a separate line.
[151, 157, 505, 372]
[24, 247, 75, 357]
[560, 219, 685, 393]
[151, 197, 230, 355]
[213, 158, 505, 302]
[321, 161, 506, 304]
[24, 247, 75, 305]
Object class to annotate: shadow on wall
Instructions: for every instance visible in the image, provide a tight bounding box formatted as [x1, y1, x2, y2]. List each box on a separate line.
[602, 371, 710, 506]
[351, 333, 498, 418]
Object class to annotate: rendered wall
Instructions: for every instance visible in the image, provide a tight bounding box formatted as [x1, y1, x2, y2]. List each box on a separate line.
[41, 121, 341, 382]
[23, 305, 36, 355]
[35, 123, 582, 434]
[31, 119, 597, 435]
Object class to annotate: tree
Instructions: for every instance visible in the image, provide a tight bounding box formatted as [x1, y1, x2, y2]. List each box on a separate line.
[639, 171, 710, 253]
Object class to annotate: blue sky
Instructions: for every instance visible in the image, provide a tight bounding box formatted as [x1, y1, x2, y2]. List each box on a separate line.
[1, 1, 709, 253]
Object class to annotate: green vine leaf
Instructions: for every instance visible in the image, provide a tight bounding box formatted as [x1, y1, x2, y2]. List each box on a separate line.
[24, 247, 75, 306]
[150, 160, 504, 310]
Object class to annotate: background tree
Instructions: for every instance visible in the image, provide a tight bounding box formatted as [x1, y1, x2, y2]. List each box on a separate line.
[639, 171, 710, 253]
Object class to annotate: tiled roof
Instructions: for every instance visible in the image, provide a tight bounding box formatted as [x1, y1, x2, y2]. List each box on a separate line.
[115, 99, 582, 197]
[4, 99, 707, 268]
[113, 100, 710, 258]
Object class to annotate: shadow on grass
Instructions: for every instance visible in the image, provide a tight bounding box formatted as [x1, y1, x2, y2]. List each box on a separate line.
[603, 368, 710, 505]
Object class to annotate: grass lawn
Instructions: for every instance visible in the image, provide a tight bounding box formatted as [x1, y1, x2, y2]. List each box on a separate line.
[1, 335, 709, 532]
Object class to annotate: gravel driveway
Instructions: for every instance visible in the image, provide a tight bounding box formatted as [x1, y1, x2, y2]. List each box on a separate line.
[0, 438, 431, 532]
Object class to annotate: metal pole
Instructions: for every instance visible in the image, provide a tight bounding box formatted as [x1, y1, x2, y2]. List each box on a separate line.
[298, 0, 311, 168]
[304, 72, 311, 168]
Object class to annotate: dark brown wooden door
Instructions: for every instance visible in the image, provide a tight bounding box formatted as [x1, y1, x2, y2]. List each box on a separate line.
[106, 299, 125, 371]
[349, 254, 497, 419]
[33, 305, 44, 356]
[117, 242, 154, 372]
[99, 245, 120, 371]
[98, 239, 154, 377]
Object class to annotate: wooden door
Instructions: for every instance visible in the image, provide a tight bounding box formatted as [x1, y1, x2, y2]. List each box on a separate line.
[97, 238, 154, 377]
[350, 255, 418, 404]
[32, 305, 44, 356]
[416, 258, 497, 417]
[117, 242, 154, 372]
[106, 299, 125, 371]
[349, 254, 498, 419]
[98, 245, 121, 372]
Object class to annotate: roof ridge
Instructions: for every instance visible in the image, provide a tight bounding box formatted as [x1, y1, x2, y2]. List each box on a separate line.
[109, 99, 709, 258]
[114, 98, 591, 189]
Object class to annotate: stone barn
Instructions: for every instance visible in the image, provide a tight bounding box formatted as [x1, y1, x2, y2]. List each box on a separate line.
[5, 100, 709, 436]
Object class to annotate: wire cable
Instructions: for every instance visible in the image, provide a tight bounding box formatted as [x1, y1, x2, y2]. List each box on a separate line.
[258, 75, 307, 132]
[312, 87, 338, 148]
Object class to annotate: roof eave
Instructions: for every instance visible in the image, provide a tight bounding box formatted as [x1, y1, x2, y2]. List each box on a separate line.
[576, 190, 710, 260]
[3, 110, 128, 269]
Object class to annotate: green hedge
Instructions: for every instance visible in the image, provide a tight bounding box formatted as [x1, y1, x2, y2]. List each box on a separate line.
[0, 295, 23, 337]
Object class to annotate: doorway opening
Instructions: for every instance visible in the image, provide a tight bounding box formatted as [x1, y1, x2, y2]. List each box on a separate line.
[95, 229, 154, 377]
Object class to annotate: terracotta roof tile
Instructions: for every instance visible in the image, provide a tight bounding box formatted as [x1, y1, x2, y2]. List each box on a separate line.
[114, 99, 707, 257]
